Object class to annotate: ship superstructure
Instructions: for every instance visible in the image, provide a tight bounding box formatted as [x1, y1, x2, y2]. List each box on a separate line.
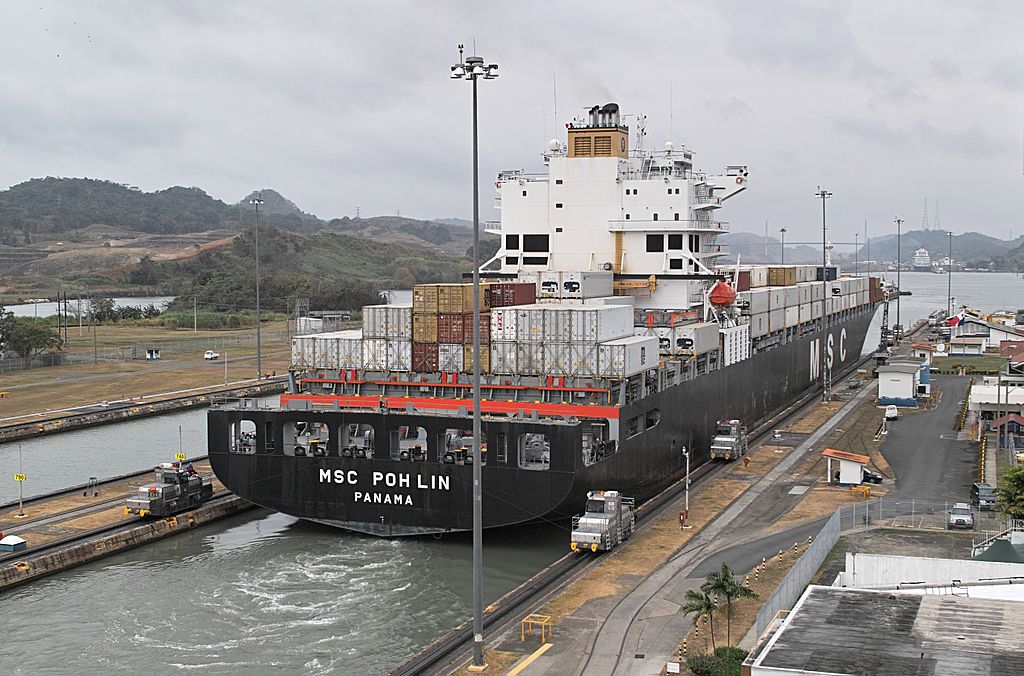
[912, 248, 932, 272]
[208, 103, 883, 536]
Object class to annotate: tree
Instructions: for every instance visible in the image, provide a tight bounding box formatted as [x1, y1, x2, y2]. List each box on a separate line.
[0, 304, 12, 354]
[6, 316, 61, 365]
[702, 562, 758, 646]
[89, 296, 117, 323]
[995, 466, 1024, 519]
[683, 589, 717, 653]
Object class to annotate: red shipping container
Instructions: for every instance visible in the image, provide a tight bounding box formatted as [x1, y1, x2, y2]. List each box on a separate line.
[412, 342, 439, 372]
[736, 270, 751, 292]
[488, 282, 537, 308]
[438, 313, 491, 343]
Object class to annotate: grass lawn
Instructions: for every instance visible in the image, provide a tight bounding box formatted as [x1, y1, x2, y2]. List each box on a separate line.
[932, 354, 1007, 374]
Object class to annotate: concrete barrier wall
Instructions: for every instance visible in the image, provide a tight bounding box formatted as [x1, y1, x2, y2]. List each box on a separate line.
[0, 496, 253, 591]
[752, 508, 841, 637]
[838, 553, 1024, 588]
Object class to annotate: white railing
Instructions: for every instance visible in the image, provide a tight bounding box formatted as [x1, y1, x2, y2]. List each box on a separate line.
[607, 219, 729, 232]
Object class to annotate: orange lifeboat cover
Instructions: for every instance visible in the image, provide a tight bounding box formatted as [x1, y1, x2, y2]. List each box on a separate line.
[709, 280, 737, 306]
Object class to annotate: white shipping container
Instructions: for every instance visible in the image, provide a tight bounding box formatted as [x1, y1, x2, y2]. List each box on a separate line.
[296, 317, 324, 334]
[769, 288, 786, 310]
[362, 304, 412, 339]
[517, 342, 545, 375]
[598, 335, 658, 377]
[361, 339, 411, 372]
[798, 303, 812, 324]
[750, 266, 769, 288]
[675, 322, 720, 355]
[749, 288, 771, 315]
[783, 287, 800, 308]
[811, 283, 824, 302]
[749, 312, 770, 338]
[542, 342, 600, 377]
[515, 305, 547, 342]
[543, 304, 633, 343]
[769, 308, 785, 332]
[719, 324, 751, 366]
[314, 329, 363, 369]
[561, 271, 614, 300]
[812, 302, 823, 320]
[490, 341, 518, 374]
[490, 307, 519, 341]
[797, 283, 813, 305]
[438, 343, 464, 372]
[784, 306, 800, 328]
[291, 335, 316, 369]
[538, 272, 561, 299]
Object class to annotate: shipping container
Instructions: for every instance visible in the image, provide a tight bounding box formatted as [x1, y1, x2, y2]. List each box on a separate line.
[438, 312, 491, 344]
[597, 335, 658, 378]
[768, 308, 786, 332]
[815, 266, 838, 282]
[798, 303, 812, 324]
[438, 343, 464, 372]
[736, 270, 751, 292]
[517, 342, 545, 375]
[362, 304, 413, 339]
[362, 338, 411, 372]
[543, 304, 634, 343]
[768, 266, 797, 286]
[412, 341, 439, 372]
[812, 302, 823, 320]
[673, 322, 720, 355]
[811, 283, 824, 302]
[748, 288, 770, 315]
[291, 331, 363, 369]
[490, 341, 518, 374]
[541, 341, 600, 377]
[748, 313, 770, 338]
[750, 266, 769, 288]
[797, 283, 813, 305]
[769, 288, 786, 310]
[412, 313, 438, 344]
[783, 287, 800, 308]
[784, 306, 800, 328]
[437, 283, 490, 314]
[462, 344, 490, 373]
[719, 324, 751, 366]
[517, 305, 547, 342]
[490, 307, 518, 341]
[538, 271, 561, 299]
[561, 271, 614, 300]
[488, 281, 536, 308]
[412, 285, 439, 314]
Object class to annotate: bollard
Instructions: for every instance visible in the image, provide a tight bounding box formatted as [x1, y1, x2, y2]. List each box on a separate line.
[682, 638, 687, 656]
[792, 542, 799, 553]
[778, 549, 784, 563]
[807, 535, 813, 544]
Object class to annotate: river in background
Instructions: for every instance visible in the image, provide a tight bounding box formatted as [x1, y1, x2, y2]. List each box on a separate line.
[6, 295, 175, 318]
[0, 272, 1021, 673]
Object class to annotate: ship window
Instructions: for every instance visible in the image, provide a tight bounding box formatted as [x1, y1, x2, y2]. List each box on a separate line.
[523, 234, 550, 252]
[230, 420, 258, 454]
[495, 433, 508, 465]
[646, 409, 661, 430]
[518, 433, 550, 470]
[675, 188, 680, 195]
[668, 234, 683, 250]
[505, 234, 519, 250]
[670, 259, 683, 270]
[522, 190, 527, 197]
[646, 234, 664, 253]
[653, 213, 659, 221]
[674, 213, 680, 221]
[555, 179, 563, 185]
[667, 188, 672, 195]
[625, 416, 642, 438]
[523, 256, 548, 265]
[625, 214, 630, 220]
[555, 227, 563, 233]
[555, 203, 563, 209]
[689, 234, 700, 252]
[506, 256, 519, 265]
[284, 421, 329, 457]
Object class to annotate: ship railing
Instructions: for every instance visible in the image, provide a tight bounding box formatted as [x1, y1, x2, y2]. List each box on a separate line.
[484, 220, 501, 233]
[607, 219, 729, 232]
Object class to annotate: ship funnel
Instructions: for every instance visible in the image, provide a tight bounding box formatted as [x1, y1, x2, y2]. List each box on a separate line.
[600, 103, 620, 127]
[589, 105, 601, 128]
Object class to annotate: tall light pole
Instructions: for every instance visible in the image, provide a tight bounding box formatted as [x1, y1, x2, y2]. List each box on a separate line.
[250, 194, 264, 380]
[450, 44, 498, 670]
[854, 232, 859, 277]
[815, 187, 833, 402]
[894, 216, 903, 334]
[780, 227, 787, 265]
[947, 230, 954, 317]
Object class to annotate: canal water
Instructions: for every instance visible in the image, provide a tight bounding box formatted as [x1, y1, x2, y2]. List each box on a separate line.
[1, 272, 1021, 673]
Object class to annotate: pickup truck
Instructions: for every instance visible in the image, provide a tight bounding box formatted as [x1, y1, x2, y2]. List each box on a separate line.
[203, 350, 221, 360]
[947, 503, 974, 530]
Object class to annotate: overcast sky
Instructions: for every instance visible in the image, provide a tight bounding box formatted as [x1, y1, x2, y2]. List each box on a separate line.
[1, 1, 1021, 247]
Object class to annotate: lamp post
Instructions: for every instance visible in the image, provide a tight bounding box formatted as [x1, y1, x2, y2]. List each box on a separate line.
[682, 445, 691, 528]
[854, 232, 859, 277]
[894, 217, 903, 335]
[814, 187, 833, 402]
[250, 194, 264, 380]
[780, 227, 787, 265]
[947, 230, 953, 317]
[450, 44, 498, 670]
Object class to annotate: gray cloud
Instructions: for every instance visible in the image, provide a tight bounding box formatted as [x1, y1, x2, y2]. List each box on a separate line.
[930, 57, 960, 80]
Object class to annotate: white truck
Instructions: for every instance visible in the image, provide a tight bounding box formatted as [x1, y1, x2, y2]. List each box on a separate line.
[709, 419, 749, 461]
[570, 490, 635, 553]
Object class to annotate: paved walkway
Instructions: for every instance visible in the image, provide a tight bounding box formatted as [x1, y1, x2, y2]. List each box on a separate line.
[518, 384, 876, 675]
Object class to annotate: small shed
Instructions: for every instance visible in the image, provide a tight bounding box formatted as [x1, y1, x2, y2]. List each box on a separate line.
[950, 337, 985, 356]
[823, 448, 869, 485]
[876, 362, 919, 406]
[911, 342, 936, 366]
[0, 534, 27, 552]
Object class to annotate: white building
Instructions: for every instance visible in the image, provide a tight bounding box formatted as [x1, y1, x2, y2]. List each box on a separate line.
[876, 362, 919, 406]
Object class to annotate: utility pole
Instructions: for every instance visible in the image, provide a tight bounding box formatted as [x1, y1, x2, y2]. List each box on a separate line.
[250, 194, 264, 381]
[780, 227, 787, 265]
[894, 217, 904, 334]
[854, 232, 859, 277]
[815, 186, 833, 402]
[947, 230, 954, 317]
[193, 297, 198, 333]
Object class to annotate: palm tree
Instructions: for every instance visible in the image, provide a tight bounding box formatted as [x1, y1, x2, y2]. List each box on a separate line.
[702, 562, 757, 646]
[682, 589, 717, 652]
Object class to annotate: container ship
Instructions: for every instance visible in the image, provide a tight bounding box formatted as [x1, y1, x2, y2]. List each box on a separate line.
[208, 103, 883, 536]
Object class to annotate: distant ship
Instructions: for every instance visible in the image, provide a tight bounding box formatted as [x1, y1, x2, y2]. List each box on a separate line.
[208, 103, 883, 536]
[911, 248, 932, 272]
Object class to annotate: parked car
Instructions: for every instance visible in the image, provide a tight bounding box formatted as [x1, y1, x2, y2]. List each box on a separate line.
[947, 503, 974, 530]
[884, 405, 899, 421]
[203, 350, 221, 360]
[861, 469, 884, 484]
[970, 482, 997, 511]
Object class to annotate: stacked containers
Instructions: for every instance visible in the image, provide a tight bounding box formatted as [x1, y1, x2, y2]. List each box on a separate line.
[362, 304, 412, 371]
[410, 282, 496, 373]
[291, 330, 364, 370]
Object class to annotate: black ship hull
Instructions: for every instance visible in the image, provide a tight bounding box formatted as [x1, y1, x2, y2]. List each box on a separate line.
[208, 307, 877, 535]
